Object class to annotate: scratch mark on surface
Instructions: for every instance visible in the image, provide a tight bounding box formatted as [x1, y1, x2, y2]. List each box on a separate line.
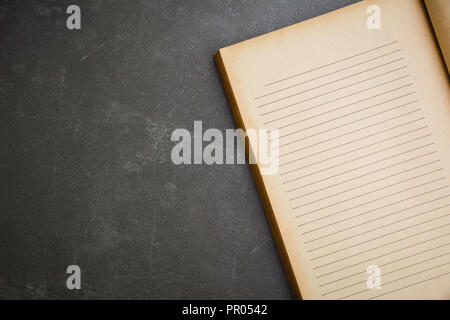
[250, 244, 263, 255]
[111, 64, 125, 88]
[79, 42, 107, 62]
[58, 68, 66, 125]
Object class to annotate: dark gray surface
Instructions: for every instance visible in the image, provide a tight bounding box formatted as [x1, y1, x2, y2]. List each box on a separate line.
[0, 0, 359, 299]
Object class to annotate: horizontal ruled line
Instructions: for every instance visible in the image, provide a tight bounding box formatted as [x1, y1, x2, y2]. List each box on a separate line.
[256, 54, 402, 99]
[286, 138, 428, 187]
[300, 191, 449, 230]
[258, 63, 405, 108]
[322, 253, 450, 296]
[266, 86, 414, 129]
[260, 75, 410, 116]
[292, 166, 439, 208]
[292, 158, 437, 203]
[282, 136, 430, 177]
[367, 272, 450, 300]
[275, 100, 418, 150]
[282, 132, 430, 170]
[281, 113, 422, 159]
[288, 148, 435, 192]
[305, 195, 449, 243]
[297, 177, 445, 217]
[318, 245, 450, 286]
[264, 41, 398, 86]
[341, 263, 450, 299]
[281, 117, 424, 159]
[316, 237, 450, 278]
[313, 224, 450, 268]
[296, 176, 443, 219]
[264, 84, 416, 131]
[308, 210, 450, 254]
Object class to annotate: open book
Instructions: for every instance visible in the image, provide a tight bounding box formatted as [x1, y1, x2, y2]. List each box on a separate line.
[215, 0, 450, 299]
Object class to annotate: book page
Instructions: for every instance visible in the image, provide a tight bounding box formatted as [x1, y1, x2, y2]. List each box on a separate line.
[217, 0, 450, 299]
[425, 0, 450, 71]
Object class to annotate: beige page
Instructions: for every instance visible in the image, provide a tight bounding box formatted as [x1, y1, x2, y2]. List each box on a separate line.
[425, 0, 450, 71]
[217, 0, 450, 299]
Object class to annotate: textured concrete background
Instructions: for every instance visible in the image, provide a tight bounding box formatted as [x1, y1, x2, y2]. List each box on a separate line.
[0, 0, 359, 299]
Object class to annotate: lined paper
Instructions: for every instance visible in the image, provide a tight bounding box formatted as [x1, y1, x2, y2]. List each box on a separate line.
[255, 41, 450, 299]
[216, 0, 450, 299]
